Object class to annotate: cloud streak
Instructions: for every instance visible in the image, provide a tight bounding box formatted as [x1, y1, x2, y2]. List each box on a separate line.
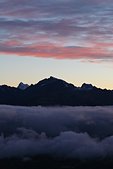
[0, 0, 113, 60]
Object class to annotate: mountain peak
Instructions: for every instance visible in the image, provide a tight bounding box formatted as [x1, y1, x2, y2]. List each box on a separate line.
[50, 76, 56, 79]
[81, 83, 93, 90]
[35, 76, 76, 90]
[0, 77, 113, 106]
[49, 76, 62, 81]
[18, 82, 29, 90]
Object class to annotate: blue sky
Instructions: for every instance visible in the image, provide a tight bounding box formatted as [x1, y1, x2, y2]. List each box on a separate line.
[0, 0, 113, 89]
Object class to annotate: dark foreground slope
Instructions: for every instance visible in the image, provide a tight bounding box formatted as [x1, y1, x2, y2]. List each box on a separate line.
[0, 76, 113, 106]
[1, 156, 113, 169]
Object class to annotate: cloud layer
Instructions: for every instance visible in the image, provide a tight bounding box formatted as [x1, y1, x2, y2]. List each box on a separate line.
[0, 0, 113, 60]
[0, 105, 113, 159]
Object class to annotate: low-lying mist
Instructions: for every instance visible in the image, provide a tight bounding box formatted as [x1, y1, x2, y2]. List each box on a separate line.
[0, 105, 113, 159]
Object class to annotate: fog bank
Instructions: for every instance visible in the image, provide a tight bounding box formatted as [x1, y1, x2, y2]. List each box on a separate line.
[0, 105, 113, 159]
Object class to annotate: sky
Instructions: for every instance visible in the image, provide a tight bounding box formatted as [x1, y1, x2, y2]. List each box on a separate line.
[0, 0, 113, 89]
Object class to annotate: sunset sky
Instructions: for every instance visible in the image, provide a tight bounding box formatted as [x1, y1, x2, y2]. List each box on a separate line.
[0, 0, 113, 89]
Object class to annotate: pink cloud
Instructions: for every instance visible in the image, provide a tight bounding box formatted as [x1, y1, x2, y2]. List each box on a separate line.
[0, 0, 113, 61]
[0, 41, 113, 60]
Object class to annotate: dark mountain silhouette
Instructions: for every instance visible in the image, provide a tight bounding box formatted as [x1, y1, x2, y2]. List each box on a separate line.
[0, 76, 113, 106]
[17, 82, 29, 90]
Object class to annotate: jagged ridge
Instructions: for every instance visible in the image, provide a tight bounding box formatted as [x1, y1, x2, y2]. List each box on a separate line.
[0, 76, 113, 106]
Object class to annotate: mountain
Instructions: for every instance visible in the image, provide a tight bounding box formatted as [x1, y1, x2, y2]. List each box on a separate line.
[18, 82, 29, 90]
[81, 83, 94, 90]
[0, 85, 22, 105]
[0, 76, 113, 106]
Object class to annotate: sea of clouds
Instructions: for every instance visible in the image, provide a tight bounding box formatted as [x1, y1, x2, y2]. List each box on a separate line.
[0, 105, 113, 159]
